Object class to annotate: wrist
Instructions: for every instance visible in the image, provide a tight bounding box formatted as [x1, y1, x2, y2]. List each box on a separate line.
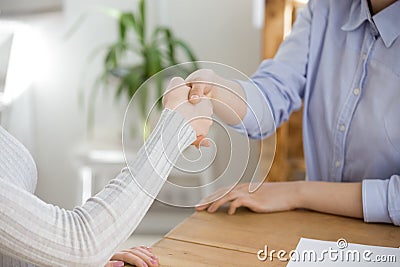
[293, 181, 308, 209]
[209, 72, 222, 100]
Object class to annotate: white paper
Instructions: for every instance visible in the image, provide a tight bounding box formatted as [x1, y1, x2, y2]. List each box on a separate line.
[286, 238, 400, 267]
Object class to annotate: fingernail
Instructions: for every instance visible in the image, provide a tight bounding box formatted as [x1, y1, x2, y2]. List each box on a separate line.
[151, 255, 158, 260]
[150, 259, 158, 265]
[190, 95, 199, 100]
[113, 261, 125, 267]
[201, 140, 211, 147]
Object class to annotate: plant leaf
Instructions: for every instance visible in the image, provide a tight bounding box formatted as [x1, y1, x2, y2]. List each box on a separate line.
[87, 0, 200, 132]
[104, 46, 118, 70]
[146, 46, 162, 76]
[126, 65, 145, 97]
[173, 39, 198, 63]
[115, 79, 126, 99]
[119, 15, 127, 42]
[63, 12, 89, 40]
[153, 26, 178, 66]
[139, 0, 146, 42]
[120, 13, 144, 44]
[139, 84, 148, 118]
[101, 7, 122, 19]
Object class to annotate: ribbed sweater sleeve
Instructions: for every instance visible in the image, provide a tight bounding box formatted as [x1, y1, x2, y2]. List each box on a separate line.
[0, 109, 196, 267]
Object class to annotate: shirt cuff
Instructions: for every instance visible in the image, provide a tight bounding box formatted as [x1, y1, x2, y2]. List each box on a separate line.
[362, 179, 392, 224]
[229, 80, 275, 139]
[387, 175, 400, 226]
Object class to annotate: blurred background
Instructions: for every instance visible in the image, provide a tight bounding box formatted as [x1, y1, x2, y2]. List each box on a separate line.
[0, 0, 264, 247]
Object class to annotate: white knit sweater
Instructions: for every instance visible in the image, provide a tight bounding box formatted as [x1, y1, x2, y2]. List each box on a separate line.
[0, 109, 196, 267]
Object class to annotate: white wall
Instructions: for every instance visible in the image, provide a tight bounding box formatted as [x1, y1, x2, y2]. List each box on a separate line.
[158, 0, 261, 75]
[2, 0, 261, 209]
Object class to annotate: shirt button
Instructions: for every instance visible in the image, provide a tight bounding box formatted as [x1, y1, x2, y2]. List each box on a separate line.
[353, 88, 360, 95]
[339, 125, 346, 132]
[335, 161, 341, 167]
[362, 53, 367, 60]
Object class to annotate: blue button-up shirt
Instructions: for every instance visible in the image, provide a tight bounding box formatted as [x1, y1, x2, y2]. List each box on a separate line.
[234, 0, 400, 225]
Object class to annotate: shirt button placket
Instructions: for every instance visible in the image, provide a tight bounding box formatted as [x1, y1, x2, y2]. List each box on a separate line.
[331, 27, 376, 180]
[335, 86, 362, 177]
[333, 78, 364, 178]
[361, 52, 368, 61]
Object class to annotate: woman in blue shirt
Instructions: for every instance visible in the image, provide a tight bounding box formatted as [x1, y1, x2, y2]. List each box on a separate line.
[182, 0, 400, 225]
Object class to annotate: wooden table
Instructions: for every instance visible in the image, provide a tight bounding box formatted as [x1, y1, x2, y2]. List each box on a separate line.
[148, 209, 400, 267]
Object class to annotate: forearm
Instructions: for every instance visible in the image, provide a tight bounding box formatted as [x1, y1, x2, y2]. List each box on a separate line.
[0, 109, 195, 267]
[297, 181, 363, 219]
[212, 75, 247, 125]
[210, 74, 275, 139]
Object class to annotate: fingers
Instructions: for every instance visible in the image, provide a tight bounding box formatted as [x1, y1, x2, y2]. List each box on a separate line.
[192, 136, 203, 149]
[186, 69, 215, 104]
[111, 246, 159, 267]
[228, 198, 245, 215]
[167, 76, 185, 91]
[206, 192, 238, 213]
[163, 77, 190, 109]
[195, 203, 209, 211]
[164, 75, 214, 141]
[104, 261, 124, 267]
[112, 252, 147, 267]
[196, 187, 228, 210]
[134, 246, 154, 258]
[196, 189, 235, 213]
[196, 184, 250, 213]
[139, 245, 153, 254]
[188, 83, 206, 104]
[200, 138, 211, 147]
[192, 135, 210, 148]
[163, 77, 183, 105]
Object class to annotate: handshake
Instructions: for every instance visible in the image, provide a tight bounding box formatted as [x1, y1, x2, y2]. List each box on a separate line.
[162, 69, 246, 148]
[162, 73, 215, 148]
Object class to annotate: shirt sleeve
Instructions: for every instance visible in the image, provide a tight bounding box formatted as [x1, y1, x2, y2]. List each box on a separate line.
[0, 109, 196, 267]
[229, 79, 275, 139]
[362, 176, 400, 226]
[230, 0, 314, 139]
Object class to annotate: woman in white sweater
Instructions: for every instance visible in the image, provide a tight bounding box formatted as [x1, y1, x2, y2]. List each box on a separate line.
[0, 77, 212, 267]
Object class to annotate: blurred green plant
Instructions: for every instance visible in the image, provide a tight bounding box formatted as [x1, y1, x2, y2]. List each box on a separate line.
[83, 0, 198, 130]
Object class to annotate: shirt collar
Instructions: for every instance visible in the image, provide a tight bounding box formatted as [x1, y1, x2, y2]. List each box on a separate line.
[341, 0, 370, 32]
[341, 0, 400, 48]
[372, 1, 400, 48]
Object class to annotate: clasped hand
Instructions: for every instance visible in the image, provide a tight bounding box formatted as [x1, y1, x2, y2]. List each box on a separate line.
[162, 77, 213, 147]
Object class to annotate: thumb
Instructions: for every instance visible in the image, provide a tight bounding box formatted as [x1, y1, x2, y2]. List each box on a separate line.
[188, 83, 206, 104]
